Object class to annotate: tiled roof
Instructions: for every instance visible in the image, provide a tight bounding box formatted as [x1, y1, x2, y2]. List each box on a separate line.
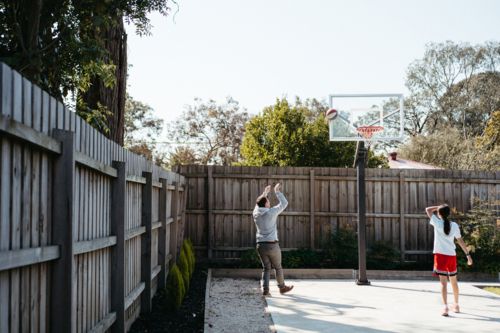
[388, 157, 444, 170]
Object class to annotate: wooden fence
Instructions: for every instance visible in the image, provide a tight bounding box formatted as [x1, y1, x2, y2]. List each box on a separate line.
[0, 63, 187, 333]
[174, 165, 500, 264]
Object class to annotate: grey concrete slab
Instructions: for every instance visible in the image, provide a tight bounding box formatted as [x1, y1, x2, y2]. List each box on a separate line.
[264, 279, 500, 333]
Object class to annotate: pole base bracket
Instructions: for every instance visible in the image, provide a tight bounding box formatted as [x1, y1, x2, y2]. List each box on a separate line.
[355, 280, 371, 286]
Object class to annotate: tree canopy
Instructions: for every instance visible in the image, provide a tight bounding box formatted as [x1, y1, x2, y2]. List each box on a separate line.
[165, 97, 250, 165]
[124, 95, 167, 167]
[404, 41, 500, 139]
[0, 0, 170, 136]
[238, 98, 388, 168]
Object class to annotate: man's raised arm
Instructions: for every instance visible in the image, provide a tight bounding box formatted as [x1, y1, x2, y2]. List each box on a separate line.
[269, 183, 288, 216]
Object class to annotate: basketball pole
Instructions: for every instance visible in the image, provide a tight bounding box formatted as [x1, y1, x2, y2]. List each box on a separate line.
[356, 141, 370, 285]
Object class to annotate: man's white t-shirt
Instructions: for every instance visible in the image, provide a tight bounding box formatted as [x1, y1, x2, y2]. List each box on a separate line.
[430, 215, 462, 256]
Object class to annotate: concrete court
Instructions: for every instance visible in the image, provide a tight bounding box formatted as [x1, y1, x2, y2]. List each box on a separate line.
[264, 279, 500, 333]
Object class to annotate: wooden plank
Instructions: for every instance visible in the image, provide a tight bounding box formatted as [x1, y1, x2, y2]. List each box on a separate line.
[310, 169, 315, 250]
[158, 178, 168, 291]
[151, 265, 161, 280]
[0, 113, 62, 153]
[207, 166, 214, 259]
[75, 150, 117, 178]
[50, 129, 75, 332]
[140, 171, 153, 313]
[73, 236, 117, 255]
[152, 180, 162, 188]
[125, 226, 146, 240]
[87, 312, 116, 333]
[126, 174, 146, 184]
[125, 282, 145, 310]
[152, 221, 162, 230]
[400, 172, 405, 264]
[0, 246, 60, 270]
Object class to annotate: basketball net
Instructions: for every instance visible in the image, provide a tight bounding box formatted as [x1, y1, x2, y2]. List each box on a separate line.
[355, 126, 384, 149]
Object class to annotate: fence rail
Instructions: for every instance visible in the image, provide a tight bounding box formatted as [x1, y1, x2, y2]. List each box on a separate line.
[0, 63, 187, 333]
[173, 165, 500, 264]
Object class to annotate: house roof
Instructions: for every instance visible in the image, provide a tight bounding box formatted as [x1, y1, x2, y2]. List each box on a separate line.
[388, 157, 444, 170]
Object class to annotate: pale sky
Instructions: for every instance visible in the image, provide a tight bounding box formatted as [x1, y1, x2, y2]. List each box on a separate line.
[125, 0, 500, 140]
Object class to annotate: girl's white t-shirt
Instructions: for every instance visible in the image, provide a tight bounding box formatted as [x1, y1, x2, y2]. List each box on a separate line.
[430, 215, 462, 256]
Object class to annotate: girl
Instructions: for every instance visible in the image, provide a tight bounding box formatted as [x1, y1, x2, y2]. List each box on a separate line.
[425, 204, 473, 316]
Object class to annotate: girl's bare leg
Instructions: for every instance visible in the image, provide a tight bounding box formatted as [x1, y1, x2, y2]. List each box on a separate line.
[439, 275, 448, 305]
[450, 275, 459, 304]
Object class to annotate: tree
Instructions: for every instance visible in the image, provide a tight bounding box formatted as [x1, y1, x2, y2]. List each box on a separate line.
[165, 97, 250, 165]
[0, 0, 170, 139]
[124, 95, 167, 166]
[405, 41, 500, 139]
[80, 16, 128, 145]
[238, 98, 388, 168]
[397, 114, 500, 171]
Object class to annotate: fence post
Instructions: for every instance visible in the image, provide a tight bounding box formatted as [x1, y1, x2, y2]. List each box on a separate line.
[141, 171, 153, 313]
[50, 129, 75, 333]
[310, 169, 315, 250]
[158, 178, 168, 290]
[110, 161, 126, 332]
[177, 181, 188, 256]
[207, 166, 213, 259]
[169, 181, 180, 267]
[400, 172, 406, 265]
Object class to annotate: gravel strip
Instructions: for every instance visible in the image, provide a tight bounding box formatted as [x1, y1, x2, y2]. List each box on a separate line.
[206, 278, 276, 333]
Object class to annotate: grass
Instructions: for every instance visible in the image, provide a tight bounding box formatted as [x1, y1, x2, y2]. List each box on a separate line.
[483, 287, 500, 296]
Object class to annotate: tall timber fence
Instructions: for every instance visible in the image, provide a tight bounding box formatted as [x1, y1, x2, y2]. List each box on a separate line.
[174, 165, 500, 264]
[0, 63, 188, 333]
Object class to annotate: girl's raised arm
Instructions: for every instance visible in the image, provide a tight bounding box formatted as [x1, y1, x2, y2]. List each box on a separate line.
[425, 206, 439, 219]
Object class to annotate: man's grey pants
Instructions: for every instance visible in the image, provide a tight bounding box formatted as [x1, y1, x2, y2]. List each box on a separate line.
[256, 242, 285, 292]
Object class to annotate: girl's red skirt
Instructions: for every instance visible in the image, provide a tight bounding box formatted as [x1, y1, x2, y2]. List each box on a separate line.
[433, 253, 457, 277]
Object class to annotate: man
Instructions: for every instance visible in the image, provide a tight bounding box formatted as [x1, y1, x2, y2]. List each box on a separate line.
[253, 183, 294, 296]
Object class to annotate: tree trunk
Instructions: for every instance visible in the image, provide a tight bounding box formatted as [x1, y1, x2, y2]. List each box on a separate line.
[81, 16, 127, 146]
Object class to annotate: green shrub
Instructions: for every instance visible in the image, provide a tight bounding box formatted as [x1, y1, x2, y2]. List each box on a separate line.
[367, 240, 400, 270]
[455, 197, 500, 274]
[182, 240, 194, 278]
[178, 250, 190, 291]
[166, 265, 185, 311]
[240, 248, 262, 268]
[282, 248, 321, 268]
[320, 225, 359, 268]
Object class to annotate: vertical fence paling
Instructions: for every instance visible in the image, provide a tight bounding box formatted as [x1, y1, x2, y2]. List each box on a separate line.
[0, 63, 187, 333]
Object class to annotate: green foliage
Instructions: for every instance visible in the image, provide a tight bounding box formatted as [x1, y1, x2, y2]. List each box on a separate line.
[367, 240, 401, 270]
[166, 265, 185, 311]
[0, 1, 171, 101]
[178, 250, 190, 291]
[238, 98, 387, 168]
[182, 239, 195, 278]
[282, 248, 321, 268]
[454, 196, 500, 274]
[320, 225, 359, 269]
[239, 248, 262, 268]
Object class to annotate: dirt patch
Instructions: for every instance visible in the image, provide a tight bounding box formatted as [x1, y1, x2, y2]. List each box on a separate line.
[206, 278, 276, 333]
[129, 263, 208, 333]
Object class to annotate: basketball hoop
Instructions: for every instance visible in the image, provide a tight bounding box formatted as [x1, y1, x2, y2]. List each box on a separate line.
[355, 126, 384, 148]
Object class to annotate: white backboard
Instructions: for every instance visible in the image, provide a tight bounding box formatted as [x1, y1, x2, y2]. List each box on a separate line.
[329, 94, 404, 142]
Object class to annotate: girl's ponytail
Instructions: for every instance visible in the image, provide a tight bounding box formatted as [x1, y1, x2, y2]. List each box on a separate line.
[438, 204, 451, 235]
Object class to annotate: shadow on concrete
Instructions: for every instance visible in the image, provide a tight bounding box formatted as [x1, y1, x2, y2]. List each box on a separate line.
[268, 295, 394, 333]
